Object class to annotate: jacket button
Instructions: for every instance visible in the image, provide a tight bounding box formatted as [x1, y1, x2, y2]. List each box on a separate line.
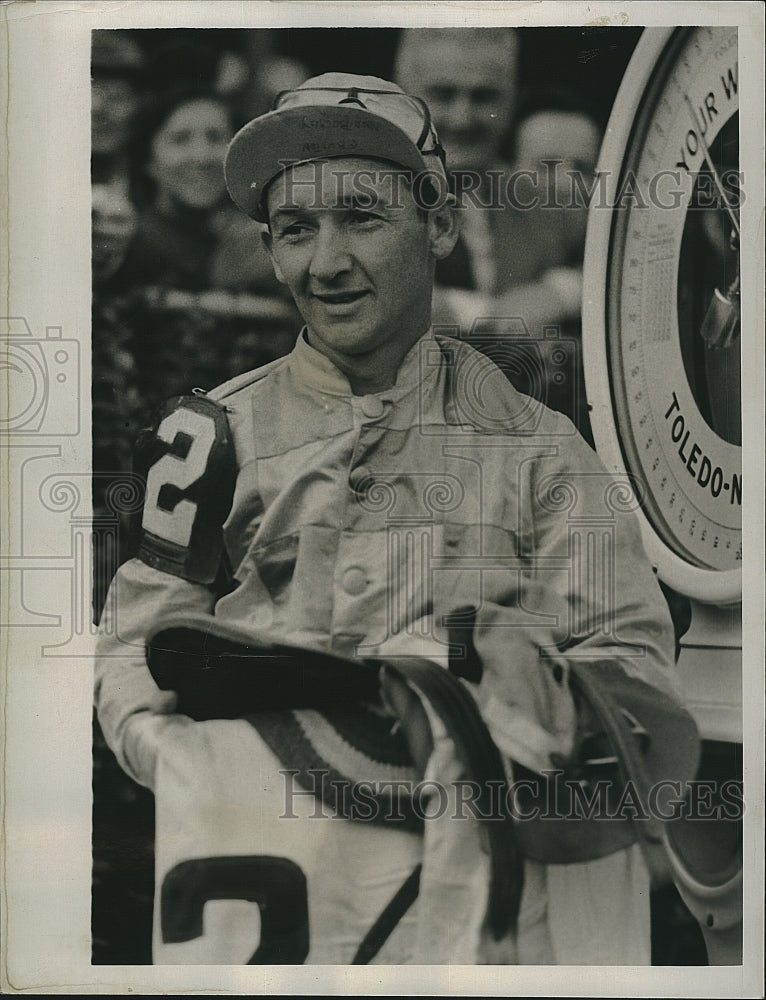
[360, 395, 385, 419]
[341, 566, 368, 595]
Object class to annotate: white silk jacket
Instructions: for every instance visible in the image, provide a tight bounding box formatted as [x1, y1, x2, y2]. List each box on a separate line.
[95, 328, 681, 964]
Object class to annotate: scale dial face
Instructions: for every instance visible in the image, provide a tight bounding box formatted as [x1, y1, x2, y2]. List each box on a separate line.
[585, 26, 742, 593]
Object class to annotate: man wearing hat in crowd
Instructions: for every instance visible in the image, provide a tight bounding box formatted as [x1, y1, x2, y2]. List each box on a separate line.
[95, 73, 691, 965]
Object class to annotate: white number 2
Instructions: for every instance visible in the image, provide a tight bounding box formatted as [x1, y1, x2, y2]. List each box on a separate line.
[142, 409, 217, 548]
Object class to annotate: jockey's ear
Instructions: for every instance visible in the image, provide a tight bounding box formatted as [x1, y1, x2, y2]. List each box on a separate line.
[380, 666, 433, 775]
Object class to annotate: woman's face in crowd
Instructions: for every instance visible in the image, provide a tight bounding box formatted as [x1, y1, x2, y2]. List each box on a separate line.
[148, 98, 231, 211]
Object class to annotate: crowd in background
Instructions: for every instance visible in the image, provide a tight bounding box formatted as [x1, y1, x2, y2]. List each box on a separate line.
[91, 26, 704, 966]
[91, 26, 624, 615]
[91, 31, 306, 616]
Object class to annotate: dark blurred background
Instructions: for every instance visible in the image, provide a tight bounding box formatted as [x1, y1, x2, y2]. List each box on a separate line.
[131, 26, 644, 124]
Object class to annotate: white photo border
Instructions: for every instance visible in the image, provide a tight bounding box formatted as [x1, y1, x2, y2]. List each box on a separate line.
[1, 1, 763, 995]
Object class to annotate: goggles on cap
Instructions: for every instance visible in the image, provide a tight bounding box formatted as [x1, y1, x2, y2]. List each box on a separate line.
[272, 85, 446, 169]
[224, 76, 449, 222]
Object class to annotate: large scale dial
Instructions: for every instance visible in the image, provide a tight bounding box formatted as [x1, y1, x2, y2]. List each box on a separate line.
[583, 26, 742, 603]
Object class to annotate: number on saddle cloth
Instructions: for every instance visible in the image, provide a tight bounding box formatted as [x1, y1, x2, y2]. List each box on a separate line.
[134, 394, 237, 585]
[146, 620, 525, 955]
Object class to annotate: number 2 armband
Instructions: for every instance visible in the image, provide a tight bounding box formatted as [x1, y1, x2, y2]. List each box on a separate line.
[134, 394, 237, 585]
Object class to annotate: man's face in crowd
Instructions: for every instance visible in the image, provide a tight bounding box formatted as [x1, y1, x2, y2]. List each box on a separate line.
[91, 75, 139, 157]
[92, 182, 137, 284]
[515, 109, 602, 248]
[514, 110, 602, 190]
[408, 35, 518, 173]
[263, 157, 457, 378]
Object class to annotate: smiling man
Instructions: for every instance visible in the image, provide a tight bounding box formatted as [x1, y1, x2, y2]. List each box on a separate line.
[222, 77, 460, 393]
[95, 73, 691, 966]
[261, 157, 456, 391]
